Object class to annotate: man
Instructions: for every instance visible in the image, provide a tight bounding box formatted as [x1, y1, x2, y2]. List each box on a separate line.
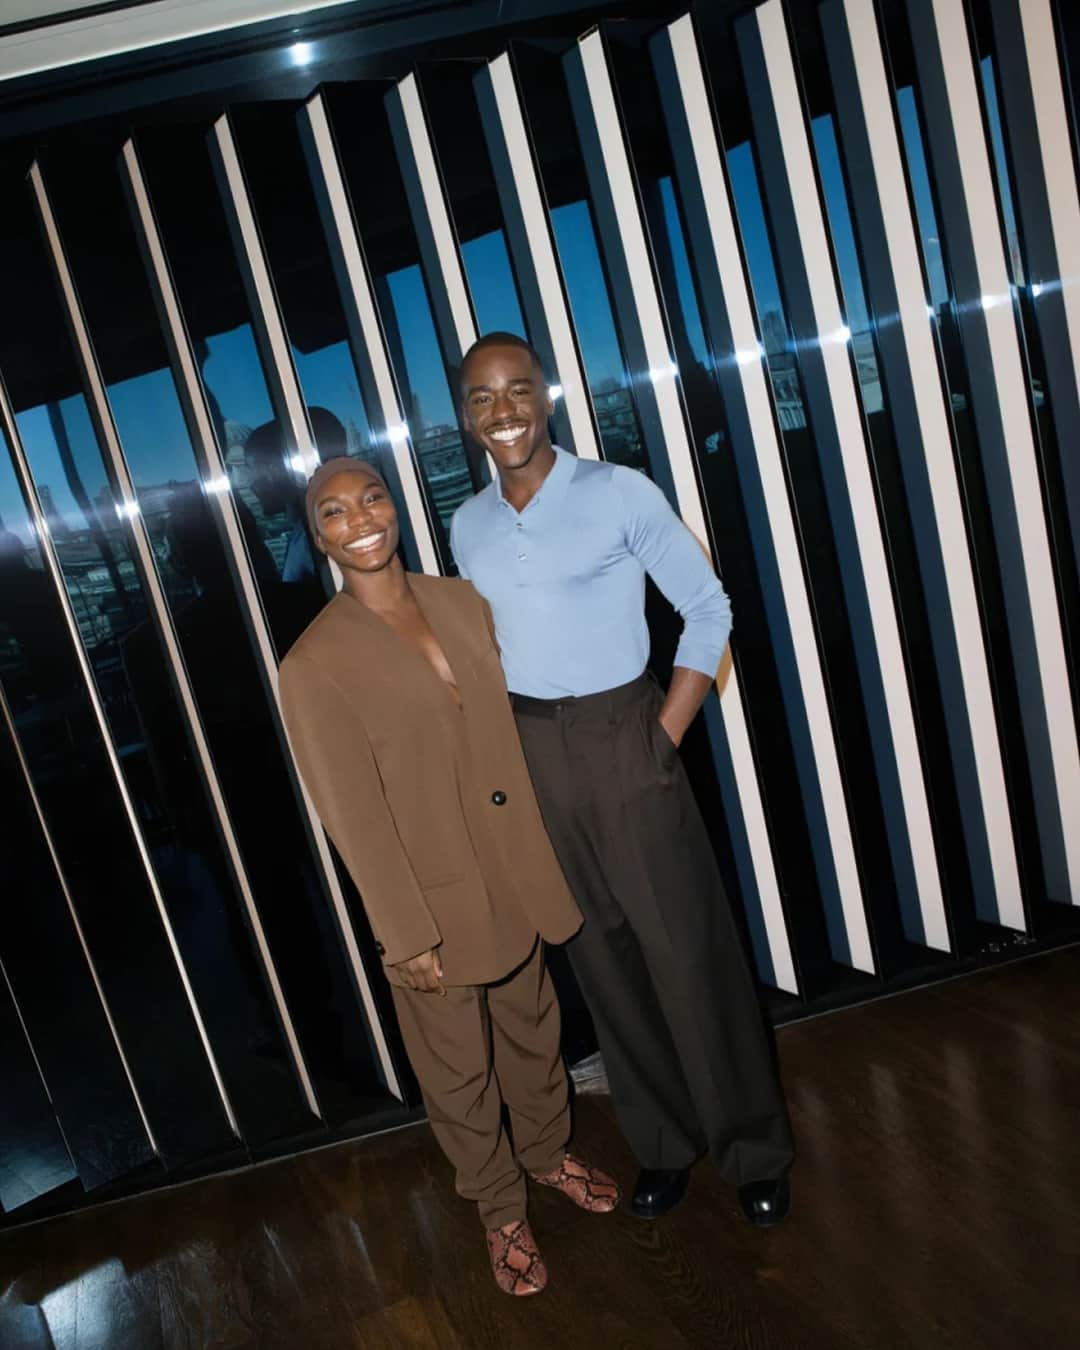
[450, 333, 794, 1226]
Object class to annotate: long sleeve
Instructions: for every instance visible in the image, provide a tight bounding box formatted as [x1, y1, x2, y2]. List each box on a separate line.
[279, 654, 442, 967]
[613, 466, 732, 679]
[449, 510, 470, 580]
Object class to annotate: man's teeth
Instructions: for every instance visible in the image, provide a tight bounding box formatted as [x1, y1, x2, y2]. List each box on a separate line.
[490, 426, 527, 442]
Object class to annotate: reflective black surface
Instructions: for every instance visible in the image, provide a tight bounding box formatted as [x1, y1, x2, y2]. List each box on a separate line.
[37, 135, 327, 1146]
[0, 186, 235, 1168]
[131, 120, 411, 1117]
[0, 712, 155, 1191]
[0, 959, 77, 1213]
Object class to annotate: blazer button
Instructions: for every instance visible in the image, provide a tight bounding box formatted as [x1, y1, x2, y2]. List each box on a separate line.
[491, 790, 508, 806]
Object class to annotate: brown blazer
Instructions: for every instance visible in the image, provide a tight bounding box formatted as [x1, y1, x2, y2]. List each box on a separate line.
[279, 573, 582, 986]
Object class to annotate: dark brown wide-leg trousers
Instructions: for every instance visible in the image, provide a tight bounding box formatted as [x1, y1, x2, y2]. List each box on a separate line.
[513, 674, 794, 1186]
[390, 940, 569, 1228]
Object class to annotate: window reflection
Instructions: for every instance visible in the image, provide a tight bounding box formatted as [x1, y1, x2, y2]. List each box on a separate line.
[549, 199, 648, 471]
[113, 126, 410, 1113]
[380, 263, 475, 529]
[461, 229, 528, 337]
[810, 114, 883, 416]
[978, 57, 1025, 288]
[725, 142, 807, 431]
[322, 83, 483, 553]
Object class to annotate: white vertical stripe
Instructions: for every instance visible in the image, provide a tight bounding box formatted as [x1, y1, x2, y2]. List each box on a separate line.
[478, 55, 600, 461]
[746, 0, 948, 947]
[828, 0, 1021, 927]
[30, 161, 244, 1139]
[657, 15, 876, 965]
[129, 138, 405, 1098]
[993, 0, 1080, 576]
[913, 0, 1080, 902]
[0, 678, 160, 1156]
[301, 93, 441, 577]
[571, 29, 801, 991]
[388, 74, 477, 357]
[211, 114, 318, 475]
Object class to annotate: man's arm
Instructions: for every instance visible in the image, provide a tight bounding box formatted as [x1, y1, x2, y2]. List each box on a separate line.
[449, 509, 470, 580]
[615, 468, 732, 747]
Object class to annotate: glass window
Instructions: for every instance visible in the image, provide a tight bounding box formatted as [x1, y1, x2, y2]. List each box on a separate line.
[511, 43, 650, 472]
[323, 83, 482, 555]
[78, 127, 407, 1120]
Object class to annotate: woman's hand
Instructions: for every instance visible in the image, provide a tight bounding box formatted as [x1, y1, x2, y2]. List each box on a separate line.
[395, 948, 446, 995]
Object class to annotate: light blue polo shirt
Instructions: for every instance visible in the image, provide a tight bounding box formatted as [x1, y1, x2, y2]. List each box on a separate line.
[450, 446, 732, 699]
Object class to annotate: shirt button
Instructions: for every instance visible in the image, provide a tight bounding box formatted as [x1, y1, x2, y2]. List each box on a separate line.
[517, 552, 527, 560]
[491, 790, 507, 806]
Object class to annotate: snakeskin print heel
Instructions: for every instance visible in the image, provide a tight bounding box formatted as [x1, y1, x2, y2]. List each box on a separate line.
[531, 1153, 621, 1213]
[486, 1219, 548, 1296]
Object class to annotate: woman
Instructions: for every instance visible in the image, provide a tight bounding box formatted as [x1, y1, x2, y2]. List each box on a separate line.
[279, 457, 619, 1296]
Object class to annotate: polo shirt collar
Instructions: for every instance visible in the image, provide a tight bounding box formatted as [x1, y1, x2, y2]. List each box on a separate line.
[495, 444, 574, 514]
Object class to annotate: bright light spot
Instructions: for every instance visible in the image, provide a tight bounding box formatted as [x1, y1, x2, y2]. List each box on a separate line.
[926, 305, 936, 319]
[203, 474, 231, 495]
[1031, 282, 1044, 298]
[290, 42, 313, 65]
[114, 499, 141, 521]
[547, 383, 563, 401]
[386, 422, 410, 446]
[835, 324, 852, 344]
[289, 453, 308, 474]
[734, 347, 762, 366]
[980, 293, 1008, 311]
[648, 362, 679, 383]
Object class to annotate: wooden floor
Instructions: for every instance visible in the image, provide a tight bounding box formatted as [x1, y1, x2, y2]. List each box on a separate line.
[2, 948, 1078, 1350]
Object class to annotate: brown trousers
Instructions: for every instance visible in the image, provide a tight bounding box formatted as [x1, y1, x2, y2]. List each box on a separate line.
[513, 673, 794, 1186]
[390, 940, 569, 1228]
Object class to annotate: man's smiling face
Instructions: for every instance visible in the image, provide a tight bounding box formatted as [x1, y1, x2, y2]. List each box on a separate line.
[460, 342, 554, 473]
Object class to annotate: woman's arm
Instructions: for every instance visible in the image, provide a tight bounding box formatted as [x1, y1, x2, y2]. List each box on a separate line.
[279, 654, 442, 968]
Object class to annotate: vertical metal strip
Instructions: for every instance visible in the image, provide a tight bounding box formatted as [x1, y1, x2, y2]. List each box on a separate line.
[0, 676, 160, 1155]
[29, 161, 243, 1139]
[386, 73, 478, 363]
[475, 54, 601, 462]
[651, 15, 878, 966]
[385, 73, 498, 483]
[906, 0, 1080, 904]
[819, 0, 1022, 928]
[564, 29, 802, 990]
[988, 0, 1080, 580]
[298, 92, 441, 577]
[120, 137, 404, 1101]
[736, 0, 949, 948]
[210, 113, 318, 476]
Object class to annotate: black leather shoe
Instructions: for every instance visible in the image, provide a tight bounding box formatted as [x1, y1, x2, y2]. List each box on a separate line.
[738, 1174, 791, 1228]
[631, 1168, 690, 1219]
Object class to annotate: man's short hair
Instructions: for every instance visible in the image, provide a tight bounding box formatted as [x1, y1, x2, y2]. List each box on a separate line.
[459, 332, 546, 393]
